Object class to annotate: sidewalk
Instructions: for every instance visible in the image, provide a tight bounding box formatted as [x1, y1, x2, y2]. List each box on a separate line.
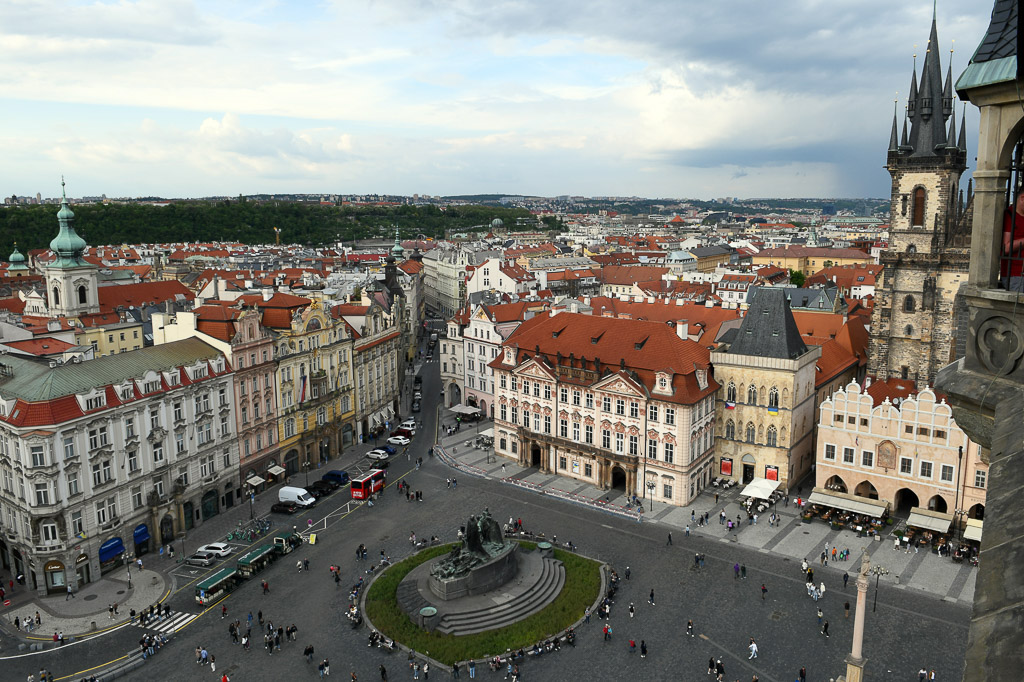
[3, 565, 166, 647]
[434, 410, 976, 606]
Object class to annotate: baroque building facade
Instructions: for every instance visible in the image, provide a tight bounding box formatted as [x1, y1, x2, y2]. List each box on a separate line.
[490, 311, 718, 507]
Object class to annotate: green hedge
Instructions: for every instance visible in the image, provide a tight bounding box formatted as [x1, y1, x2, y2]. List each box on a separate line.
[364, 542, 602, 665]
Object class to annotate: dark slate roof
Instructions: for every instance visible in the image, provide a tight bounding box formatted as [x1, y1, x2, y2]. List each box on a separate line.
[728, 288, 808, 360]
[973, 0, 1017, 63]
[957, 0, 1019, 93]
[747, 285, 836, 311]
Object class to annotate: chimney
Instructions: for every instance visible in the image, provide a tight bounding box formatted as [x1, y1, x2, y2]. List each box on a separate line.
[676, 321, 688, 339]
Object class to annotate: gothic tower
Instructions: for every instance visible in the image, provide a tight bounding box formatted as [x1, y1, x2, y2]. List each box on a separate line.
[44, 179, 100, 318]
[867, 13, 973, 386]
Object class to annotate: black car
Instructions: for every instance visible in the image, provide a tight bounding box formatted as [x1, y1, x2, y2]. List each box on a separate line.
[270, 502, 298, 514]
[307, 480, 337, 496]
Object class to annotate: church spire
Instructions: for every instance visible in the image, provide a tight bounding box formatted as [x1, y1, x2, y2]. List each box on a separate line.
[905, 14, 955, 159]
[889, 98, 899, 152]
[947, 104, 957, 148]
[50, 177, 89, 268]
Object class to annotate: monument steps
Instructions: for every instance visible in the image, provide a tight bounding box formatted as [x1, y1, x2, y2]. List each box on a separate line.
[434, 557, 565, 635]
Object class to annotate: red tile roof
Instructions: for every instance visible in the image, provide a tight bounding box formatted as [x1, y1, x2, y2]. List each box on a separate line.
[491, 311, 718, 404]
[97, 280, 195, 311]
[3, 338, 76, 356]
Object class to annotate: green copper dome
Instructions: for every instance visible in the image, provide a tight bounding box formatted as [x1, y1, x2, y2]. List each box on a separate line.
[391, 227, 405, 258]
[49, 179, 89, 267]
[7, 243, 28, 271]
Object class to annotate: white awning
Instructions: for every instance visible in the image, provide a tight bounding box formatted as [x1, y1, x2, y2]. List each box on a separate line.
[267, 465, 286, 476]
[739, 477, 781, 500]
[246, 476, 266, 487]
[963, 519, 983, 542]
[906, 507, 953, 534]
[806, 487, 889, 517]
[451, 404, 481, 415]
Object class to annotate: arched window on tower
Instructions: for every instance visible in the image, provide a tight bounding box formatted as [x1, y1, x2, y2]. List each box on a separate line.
[52, 286, 60, 306]
[912, 187, 925, 226]
[77, 285, 87, 304]
[903, 295, 916, 313]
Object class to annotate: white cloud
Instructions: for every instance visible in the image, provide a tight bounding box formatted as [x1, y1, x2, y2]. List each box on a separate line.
[0, 0, 995, 198]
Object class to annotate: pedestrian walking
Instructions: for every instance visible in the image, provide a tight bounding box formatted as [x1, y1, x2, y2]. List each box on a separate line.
[844, 601, 850, 619]
[821, 620, 830, 637]
[761, 583, 768, 600]
[649, 589, 655, 606]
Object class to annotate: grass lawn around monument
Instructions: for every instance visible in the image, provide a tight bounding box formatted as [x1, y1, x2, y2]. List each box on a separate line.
[364, 541, 603, 666]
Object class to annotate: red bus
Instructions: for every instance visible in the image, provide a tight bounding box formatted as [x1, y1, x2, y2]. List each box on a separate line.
[351, 470, 386, 500]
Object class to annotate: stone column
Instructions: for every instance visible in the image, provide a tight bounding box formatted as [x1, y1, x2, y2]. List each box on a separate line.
[843, 550, 871, 682]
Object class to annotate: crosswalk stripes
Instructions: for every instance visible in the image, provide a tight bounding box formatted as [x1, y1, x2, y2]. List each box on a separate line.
[135, 611, 198, 634]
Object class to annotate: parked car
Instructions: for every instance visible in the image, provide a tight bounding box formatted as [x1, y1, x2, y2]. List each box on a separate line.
[185, 551, 217, 567]
[367, 449, 390, 461]
[381, 444, 397, 454]
[270, 502, 298, 514]
[321, 470, 349, 486]
[307, 480, 336, 496]
[313, 477, 341, 491]
[196, 543, 232, 558]
[388, 436, 411, 446]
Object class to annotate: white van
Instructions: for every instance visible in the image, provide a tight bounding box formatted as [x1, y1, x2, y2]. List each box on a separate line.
[279, 486, 316, 508]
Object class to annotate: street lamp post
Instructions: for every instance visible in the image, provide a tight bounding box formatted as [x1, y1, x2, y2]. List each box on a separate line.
[869, 564, 889, 612]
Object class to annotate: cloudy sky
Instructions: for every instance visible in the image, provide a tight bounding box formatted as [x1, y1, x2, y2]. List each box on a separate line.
[0, 1, 993, 200]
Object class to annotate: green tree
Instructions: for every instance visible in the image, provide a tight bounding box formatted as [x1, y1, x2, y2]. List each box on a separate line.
[789, 269, 806, 287]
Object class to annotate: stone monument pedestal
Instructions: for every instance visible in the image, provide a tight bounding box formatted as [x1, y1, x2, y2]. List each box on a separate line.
[427, 543, 519, 601]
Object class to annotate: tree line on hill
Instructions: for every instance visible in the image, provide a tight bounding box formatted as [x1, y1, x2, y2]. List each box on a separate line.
[0, 201, 533, 258]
